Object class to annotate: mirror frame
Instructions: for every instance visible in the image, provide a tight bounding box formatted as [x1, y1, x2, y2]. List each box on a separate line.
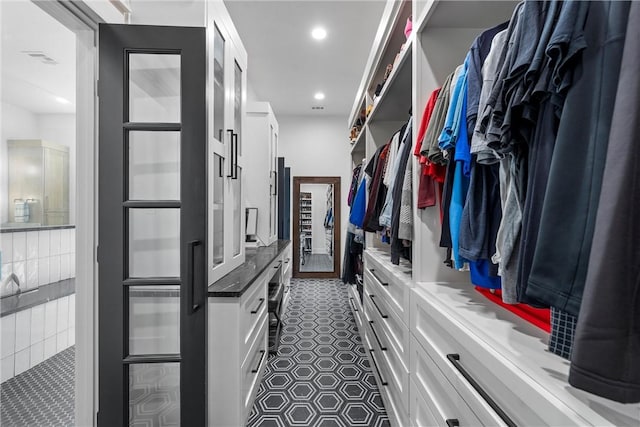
[292, 176, 341, 279]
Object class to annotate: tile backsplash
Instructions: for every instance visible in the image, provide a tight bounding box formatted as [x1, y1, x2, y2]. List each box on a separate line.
[0, 294, 75, 383]
[0, 228, 75, 298]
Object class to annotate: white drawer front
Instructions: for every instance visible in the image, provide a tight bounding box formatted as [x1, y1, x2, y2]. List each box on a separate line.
[241, 314, 268, 420]
[347, 285, 363, 333]
[363, 259, 410, 326]
[282, 247, 292, 278]
[240, 278, 267, 358]
[363, 327, 408, 427]
[410, 378, 441, 427]
[364, 296, 409, 415]
[411, 286, 589, 426]
[411, 335, 483, 427]
[363, 285, 409, 369]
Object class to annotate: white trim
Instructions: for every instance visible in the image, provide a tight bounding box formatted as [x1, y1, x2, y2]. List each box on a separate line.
[74, 16, 98, 427]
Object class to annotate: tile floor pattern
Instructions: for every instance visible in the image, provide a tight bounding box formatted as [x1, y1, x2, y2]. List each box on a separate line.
[248, 278, 390, 427]
[300, 254, 334, 273]
[0, 346, 75, 427]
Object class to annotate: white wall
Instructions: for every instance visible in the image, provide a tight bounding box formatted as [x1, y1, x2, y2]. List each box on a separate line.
[277, 115, 351, 264]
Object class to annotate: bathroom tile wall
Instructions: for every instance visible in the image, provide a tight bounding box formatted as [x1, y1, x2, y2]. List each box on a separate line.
[0, 228, 75, 297]
[0, 228, 76, 383]
[0, 294, 75, 383]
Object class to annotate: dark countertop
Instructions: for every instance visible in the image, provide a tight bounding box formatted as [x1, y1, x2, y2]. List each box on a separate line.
[1, 278, 75, 317]
[1, 224, 75, 233]
[208, 240, 291, 297]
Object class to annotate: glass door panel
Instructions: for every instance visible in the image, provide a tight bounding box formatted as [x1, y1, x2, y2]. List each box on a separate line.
[129, 363, 180, 425]
[234, 60, 242, 156]
[233, 167, 242, 256]
[128, 285, 180, 355]
[129, 131, 180, 200]
[213, 25, 225, 144]
[212, 154, 224, 265]
[129, 53, 181, 123]
[128, 208, 180, 278]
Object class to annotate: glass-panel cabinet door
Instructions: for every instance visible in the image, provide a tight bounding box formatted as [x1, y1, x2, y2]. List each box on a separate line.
[206, 6, 247, 283]
[228, 43, 246, 260]
[211, 24, 226, 147]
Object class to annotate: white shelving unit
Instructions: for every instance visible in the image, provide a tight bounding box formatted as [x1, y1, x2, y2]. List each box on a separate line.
[299, 192, 312, 265]
[347, 1, 640, 426]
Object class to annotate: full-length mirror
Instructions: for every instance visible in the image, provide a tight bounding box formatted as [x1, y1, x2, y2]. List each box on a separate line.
[293, 177, 340, 278]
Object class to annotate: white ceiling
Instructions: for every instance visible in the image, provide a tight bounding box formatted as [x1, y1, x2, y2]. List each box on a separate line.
[0, 0, 384, 118]
[225, 0, 386, 117]
[1, 0, 77, 114]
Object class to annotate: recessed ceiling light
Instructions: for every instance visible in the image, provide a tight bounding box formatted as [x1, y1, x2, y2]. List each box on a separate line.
[55, 96, 70, 104]
[314, 92, 325, 101]
[311, 27, 327, 40]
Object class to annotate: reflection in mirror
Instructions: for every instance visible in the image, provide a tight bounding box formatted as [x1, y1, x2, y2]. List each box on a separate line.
[298, 183, 334, 273]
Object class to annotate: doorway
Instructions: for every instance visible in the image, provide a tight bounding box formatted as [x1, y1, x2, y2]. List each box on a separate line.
[292, 177, 340, 278]
[0, 1, 96, 426]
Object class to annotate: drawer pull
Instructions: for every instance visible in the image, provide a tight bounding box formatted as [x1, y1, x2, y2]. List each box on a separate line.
[251, 350, 266, 373]
[369, 294, 389, 319]
[348, 297, 358, 313]
[284, 258, 290, 264]
[369, 320, 387, 351]
[447, 354, 516, 427]
[369, 268, 388, 286]
[446, 419, 460, 427]
[250, 298, 265, 314]
[369, 349, 388, 386]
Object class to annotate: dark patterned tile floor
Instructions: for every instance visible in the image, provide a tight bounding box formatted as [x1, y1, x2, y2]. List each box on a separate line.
[0, 346, 75, 427]
[248, 278, 390, 427]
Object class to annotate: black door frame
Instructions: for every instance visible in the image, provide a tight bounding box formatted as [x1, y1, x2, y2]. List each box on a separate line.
[98, 23, 207, 426]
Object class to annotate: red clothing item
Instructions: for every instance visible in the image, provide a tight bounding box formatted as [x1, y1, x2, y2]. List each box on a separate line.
[415, 88, 440, 156]
[416, 88, 444, 208]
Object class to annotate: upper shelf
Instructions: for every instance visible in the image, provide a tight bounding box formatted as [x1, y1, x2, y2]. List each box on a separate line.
[350, 125, 367, 156]
[366, 37, 412, 124]
[348, 0, 411, 126]
[416, 0, 518, 33]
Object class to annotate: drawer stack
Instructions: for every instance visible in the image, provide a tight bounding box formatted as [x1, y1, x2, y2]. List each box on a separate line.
[355, 249, 639, 427]
[362, 250, 412, 427]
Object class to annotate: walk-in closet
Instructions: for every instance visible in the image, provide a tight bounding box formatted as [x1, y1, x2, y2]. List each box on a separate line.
[1, 0, 639, 426]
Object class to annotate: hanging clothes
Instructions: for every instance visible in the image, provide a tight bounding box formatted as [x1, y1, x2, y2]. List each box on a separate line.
[526, 0, 630, 316]
[390, 118, 413, 265]
[569, 1, 640, 403]
[347, 164, 362, 207]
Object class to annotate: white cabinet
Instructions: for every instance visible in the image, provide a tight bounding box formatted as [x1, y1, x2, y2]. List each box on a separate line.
[244, 102, 279, 246]
[208, 243, 291, 427]
[207, 0, 248, 283]
[362, 249, 411, 427]
[8, 140, 70, 225]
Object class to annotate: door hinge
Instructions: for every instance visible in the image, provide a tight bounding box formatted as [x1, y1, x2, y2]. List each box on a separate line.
[96, 245, 100, 263]
[96, 79, 100, 98]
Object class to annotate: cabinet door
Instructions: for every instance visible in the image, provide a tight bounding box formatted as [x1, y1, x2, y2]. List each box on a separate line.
[207, 5, 247, 283]
[229, 41, 246, 260]
[269, 128, 278, 241]
[208, 19, 228, 279]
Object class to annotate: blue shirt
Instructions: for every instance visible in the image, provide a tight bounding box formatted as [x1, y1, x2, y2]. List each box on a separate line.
[439, 54, 470, 152]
